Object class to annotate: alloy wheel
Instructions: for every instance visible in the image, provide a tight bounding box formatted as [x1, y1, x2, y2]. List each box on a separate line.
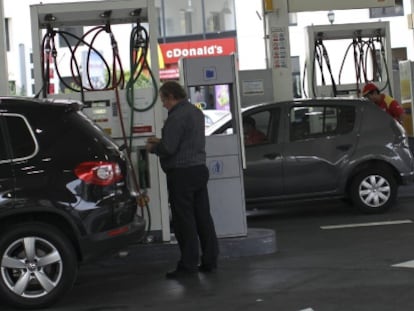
[1, 236, 63, 298]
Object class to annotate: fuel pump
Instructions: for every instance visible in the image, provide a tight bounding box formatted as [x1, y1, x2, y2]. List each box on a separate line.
[30, 0, 171, 242]
[304, 21, 393, 98]
[180, 55, 247, 238]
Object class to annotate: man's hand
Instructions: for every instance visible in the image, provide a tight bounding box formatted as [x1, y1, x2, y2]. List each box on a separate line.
[146, 136, 161, 144]
[145, 136, 160, 152]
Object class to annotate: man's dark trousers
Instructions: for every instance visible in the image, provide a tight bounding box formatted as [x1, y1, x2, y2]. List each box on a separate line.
[166, 165, 219, 271]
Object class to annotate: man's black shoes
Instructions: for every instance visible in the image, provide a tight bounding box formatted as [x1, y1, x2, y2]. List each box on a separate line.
[198, 264, 217, 273]
[165, 268, 197, 279]
[165, 265, 217, 278]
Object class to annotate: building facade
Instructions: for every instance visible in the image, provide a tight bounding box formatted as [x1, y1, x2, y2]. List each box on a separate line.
[2, 0, 413, 98]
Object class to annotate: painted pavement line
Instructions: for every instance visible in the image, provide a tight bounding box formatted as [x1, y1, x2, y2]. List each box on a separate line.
[320, 219, 413, 230]
[392, 260, 414, 268]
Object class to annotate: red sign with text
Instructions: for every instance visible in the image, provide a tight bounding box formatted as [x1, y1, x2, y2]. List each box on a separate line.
[159, 37, 237, 65]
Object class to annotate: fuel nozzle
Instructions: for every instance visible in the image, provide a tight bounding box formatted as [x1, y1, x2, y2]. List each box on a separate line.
[44, 38, 51, 54]
[44, 24, 56, 54]
[134, 20, 147, 49]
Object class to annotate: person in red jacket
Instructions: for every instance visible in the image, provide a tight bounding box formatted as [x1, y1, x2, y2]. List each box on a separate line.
[243, 116, 267, 145]
[362, 82, 405, 123]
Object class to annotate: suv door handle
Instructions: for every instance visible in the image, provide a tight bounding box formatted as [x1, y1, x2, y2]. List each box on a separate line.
[264, 152, 281, 160]
[336, 144, 352, 151]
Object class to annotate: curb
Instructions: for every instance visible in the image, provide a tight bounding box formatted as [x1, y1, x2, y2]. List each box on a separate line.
[98, 228, 277, 266]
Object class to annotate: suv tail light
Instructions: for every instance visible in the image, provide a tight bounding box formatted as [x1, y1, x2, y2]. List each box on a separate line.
[74, 161, 123, 186]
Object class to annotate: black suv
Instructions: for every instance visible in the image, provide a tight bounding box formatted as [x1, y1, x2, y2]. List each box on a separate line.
[0, 97, 145, 309]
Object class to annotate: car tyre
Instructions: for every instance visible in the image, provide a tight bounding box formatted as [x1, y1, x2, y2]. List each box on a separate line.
[0, 222, 78, 309]
[350, 167, 397, 214]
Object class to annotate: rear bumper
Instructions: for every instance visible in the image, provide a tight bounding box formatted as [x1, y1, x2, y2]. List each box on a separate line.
[79, 215, 146, 263]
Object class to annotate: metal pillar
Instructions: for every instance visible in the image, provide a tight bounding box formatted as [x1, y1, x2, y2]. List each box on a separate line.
[19, 44, 27, 96]
[263, 0, 293, 101]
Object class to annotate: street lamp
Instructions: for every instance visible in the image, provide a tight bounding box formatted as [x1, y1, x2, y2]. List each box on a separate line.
[327, 10, 335, 24]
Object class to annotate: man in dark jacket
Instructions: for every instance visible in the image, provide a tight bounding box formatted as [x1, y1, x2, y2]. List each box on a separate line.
[146, 81, 219, 279]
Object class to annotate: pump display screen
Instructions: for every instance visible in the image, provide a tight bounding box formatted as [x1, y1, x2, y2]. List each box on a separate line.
[83, 100, 109, 108]
[91, 108, 107, 115]
[83, 100, 109, 115]
[91, 102, 107, 107]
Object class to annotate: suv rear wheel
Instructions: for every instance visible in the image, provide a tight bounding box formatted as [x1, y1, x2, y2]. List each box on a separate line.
[0, 223, 78, 309]
[350, 167, 397, 214]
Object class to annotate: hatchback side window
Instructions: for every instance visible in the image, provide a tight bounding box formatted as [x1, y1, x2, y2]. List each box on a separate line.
[290, 107, 312, 141]
[243, 111, 271, 146]
[290, 105, 355, 141]
[336, 106, 356, 135]
[4, 115, 37, 160]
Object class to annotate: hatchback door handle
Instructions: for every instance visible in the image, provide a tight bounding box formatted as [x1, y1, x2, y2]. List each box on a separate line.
[336, 144, 352, 151]
[264, 152, 281, 160]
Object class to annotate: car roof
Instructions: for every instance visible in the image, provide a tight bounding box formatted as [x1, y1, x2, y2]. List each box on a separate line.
[202, 109, 231, 124]
[205, 97, 370, 135]
[240, 97, 368, 112]
[0, 96, 83, 112]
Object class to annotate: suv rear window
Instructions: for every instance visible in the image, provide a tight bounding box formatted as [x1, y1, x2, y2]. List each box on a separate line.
[0, 114, 37, 161]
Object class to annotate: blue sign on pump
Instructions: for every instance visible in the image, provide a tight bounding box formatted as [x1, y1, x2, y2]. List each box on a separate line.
[204, 67, 216, 80]
[209, 160, 223, 176]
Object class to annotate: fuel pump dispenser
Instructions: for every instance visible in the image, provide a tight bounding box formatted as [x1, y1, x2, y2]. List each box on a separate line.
[180, 55, 247, 238]
[30, 0, 171, 242]
[304, 21, 393, 98]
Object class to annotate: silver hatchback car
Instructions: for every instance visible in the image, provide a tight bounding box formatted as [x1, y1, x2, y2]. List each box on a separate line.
[206, 98, 414, 214]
